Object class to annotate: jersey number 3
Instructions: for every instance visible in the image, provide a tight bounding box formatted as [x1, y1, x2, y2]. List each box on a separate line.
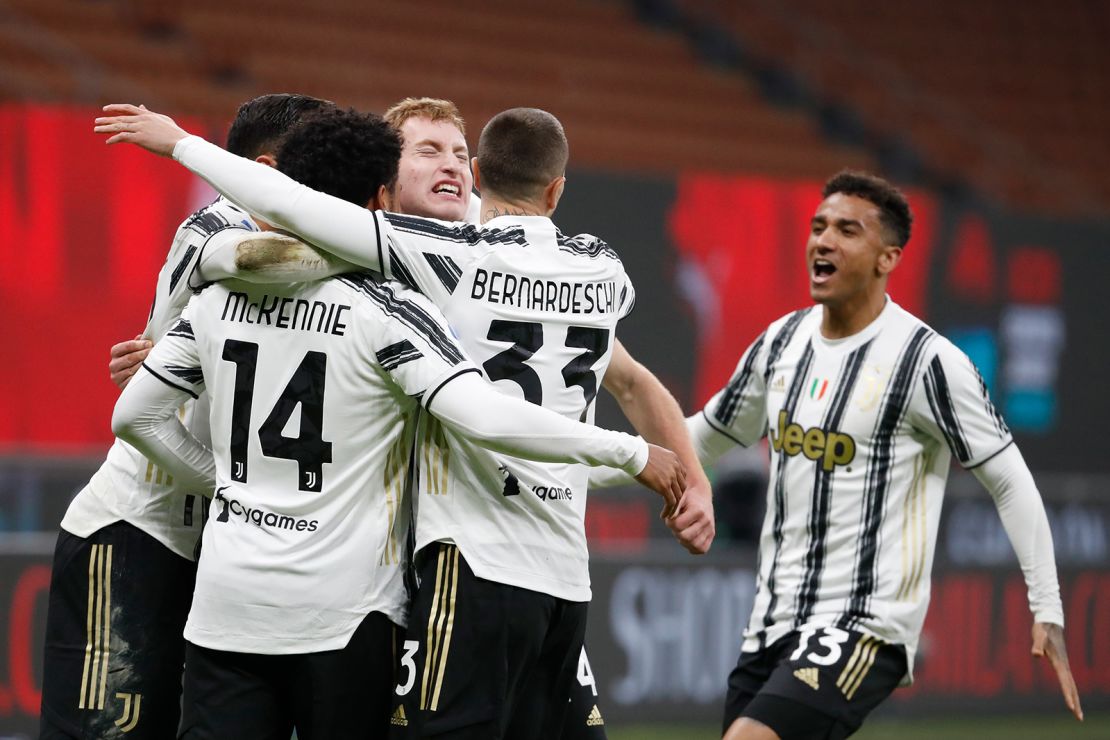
[222, 339, 332, 492]
[482, 320, 609, 407]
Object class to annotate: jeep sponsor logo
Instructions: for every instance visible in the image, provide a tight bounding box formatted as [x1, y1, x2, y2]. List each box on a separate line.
[214, 488, 319, 532]
[769, 410, 855, 471]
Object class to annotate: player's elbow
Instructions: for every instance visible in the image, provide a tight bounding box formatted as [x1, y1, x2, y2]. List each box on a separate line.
[110, 406, 137, 443]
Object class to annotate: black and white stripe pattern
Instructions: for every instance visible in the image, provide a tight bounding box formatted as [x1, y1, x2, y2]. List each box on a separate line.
[389, 245, 420, 292]
[338, 275, 465, 366]
[165, 365, 205, 386]
[710, 332, 766, 430]
[376, 340, 423, 372]
[763, 309, 813, 383]
[555, 231, 619, 261]
[183, 206, 230, 238]
[759, 339, 814, 642]
[839, 326, 934, 630]
[142, 362, 199, 399]
[168, 246, 198, 295]
[383, 213, 527, 247]
[166, 319, 195, 340]
[422, 253, 463, 295]
[794, 339, 873, 625]
[922, 355, 972, 464]
[974, 367, 1009, 437]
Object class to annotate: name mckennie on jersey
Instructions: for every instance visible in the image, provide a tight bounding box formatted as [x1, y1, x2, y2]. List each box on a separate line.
[220, 290, 351, 336]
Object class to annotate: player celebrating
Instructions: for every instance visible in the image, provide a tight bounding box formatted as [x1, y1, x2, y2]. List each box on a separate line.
[40, 93, 335, 740]
[109, 106, 684, 738]
[93, 102, 706, 738]
[686, 172, 1081, 738]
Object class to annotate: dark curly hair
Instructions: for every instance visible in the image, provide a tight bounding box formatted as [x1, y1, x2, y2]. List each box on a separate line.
[276, 107, 402, 207]
[225, 93, 335, 159]
[822, 170, 913, 247]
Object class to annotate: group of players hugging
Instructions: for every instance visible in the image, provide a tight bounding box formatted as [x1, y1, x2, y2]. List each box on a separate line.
[37, 92, 1081, 740]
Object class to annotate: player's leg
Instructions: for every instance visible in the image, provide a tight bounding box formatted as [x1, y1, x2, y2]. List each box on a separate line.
[504, 600, 588, 739]
[559, 645, 608, 740]
[389, 543, 550, 739]
[290, 610, 403, 739]
[40, 521, 196, 740]
[177, 643, 292, 740]
[731, 627, 907, 740]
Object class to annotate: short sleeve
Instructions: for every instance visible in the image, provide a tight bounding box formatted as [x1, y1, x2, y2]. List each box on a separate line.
[358, 279, 478, 403]
[699, 331, 769, 447]
[910, 340, 1012, 468]
[142, 302, 206, 399]
[616, 270, 636, 320]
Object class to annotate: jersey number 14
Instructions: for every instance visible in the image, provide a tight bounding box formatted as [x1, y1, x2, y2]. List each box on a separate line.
[222, 339, 332, 492]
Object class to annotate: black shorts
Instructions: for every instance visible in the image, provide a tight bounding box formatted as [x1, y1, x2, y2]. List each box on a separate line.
[40, 521, 197, 739]
[722, 627, 907, 740]
[179, 610, 402, 739]
[560, 646, 608, 740]
[390, 543, 588, 740]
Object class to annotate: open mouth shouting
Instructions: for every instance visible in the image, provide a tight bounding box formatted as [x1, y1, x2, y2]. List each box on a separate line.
[811, 258, 837, 284]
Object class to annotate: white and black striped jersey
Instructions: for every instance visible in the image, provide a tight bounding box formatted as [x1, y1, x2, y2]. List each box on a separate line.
[375, 212, 636, 601]
[61, 198, 257, 559]
[698, 300, 1018, 668]
[142, 275, 476, 653]
[172, 135, 638, 601]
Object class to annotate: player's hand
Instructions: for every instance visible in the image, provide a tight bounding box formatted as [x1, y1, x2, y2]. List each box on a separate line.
[94, 104, 190, 156]
[665, 477, 715, 555]
[110, 335, 152, 389]
[1032, 622, 1083, 721]
[634, 444, 685, 519]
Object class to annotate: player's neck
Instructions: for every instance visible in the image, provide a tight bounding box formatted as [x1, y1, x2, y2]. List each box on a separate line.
[480, 196, 544, 224]
[819, 290, 888, 340]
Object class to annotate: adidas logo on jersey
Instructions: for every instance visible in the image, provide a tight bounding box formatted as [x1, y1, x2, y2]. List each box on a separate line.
[586, 704, 605, 726]
[770, 374, 787, 393]
[793, 667, 820, 691]
[390, 705, 408, 727]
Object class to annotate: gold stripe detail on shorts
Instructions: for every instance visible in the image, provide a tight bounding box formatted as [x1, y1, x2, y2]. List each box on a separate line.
[429, 547, 460, 711]
[842, 637, 881, 700]
[420, 547, 449, 710]
[98, 545, 113, 709]
[836, 635, 871, 692]
[78, 544, 99, 709]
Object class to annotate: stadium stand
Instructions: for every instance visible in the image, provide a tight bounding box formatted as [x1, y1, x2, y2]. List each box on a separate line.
[674, 0, 1110, 217]
[0, 0, 873, 178]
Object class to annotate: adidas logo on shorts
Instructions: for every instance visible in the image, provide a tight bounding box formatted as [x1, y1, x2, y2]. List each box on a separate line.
[793, 667, 820, 691]
[586, 704, 605, 726]
[390, 705, 409, 727]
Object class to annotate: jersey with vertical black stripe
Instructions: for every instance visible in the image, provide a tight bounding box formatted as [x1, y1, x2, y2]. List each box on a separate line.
[372, 212, 636, 601]
[699, 299, 1012, 673]
[61, 198, 258, 560]
[142, 275, 475, 653]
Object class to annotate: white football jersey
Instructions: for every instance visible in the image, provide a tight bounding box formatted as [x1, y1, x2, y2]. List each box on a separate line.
[172, 137, 638, 600]
[375, 212, 636, 601]
[143, 274, 476, 653]
[61, 199, 257, 559]
[700, 300, 1012, 668]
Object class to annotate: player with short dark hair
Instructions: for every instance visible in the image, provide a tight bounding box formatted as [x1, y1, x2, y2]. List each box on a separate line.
[93, 102, 707, 738]
[39, 93, 339, 740]
[473, 107, 569, 202]
[686, 171, 1079, 738]
[108, 105, 683, 739]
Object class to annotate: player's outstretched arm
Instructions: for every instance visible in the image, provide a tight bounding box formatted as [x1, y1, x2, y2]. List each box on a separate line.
[428, 370, 683, 515]
[603, 340, 714, 553]
[111, 368, 216, 491]
[95, 105, 383, 273]
[109, 335, 153, 389]
[971, 443, 1082, 720]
